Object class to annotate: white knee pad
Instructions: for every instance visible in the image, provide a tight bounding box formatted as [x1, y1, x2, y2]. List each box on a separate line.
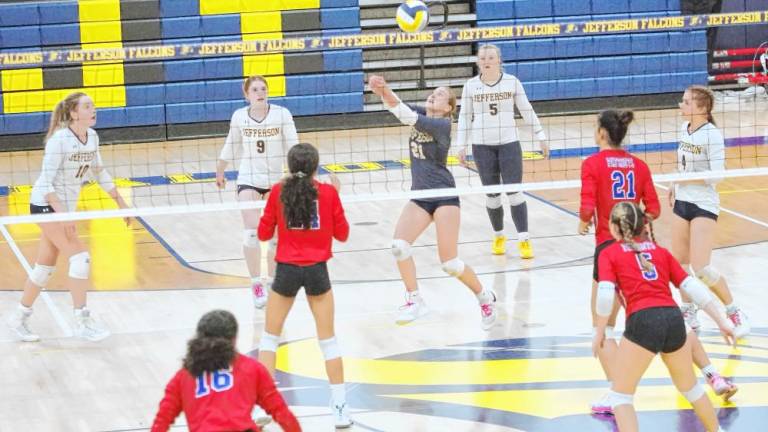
[507, 192, 526, 206]
[486, 194, 502, 209]
[29, 264, 55, 287]
[606, 390, 634, 408]
[258, 332, 279, 353]
[243, 229, 260, 249]
[318, 337, 341, 361]
[391, 239, 412, 261]
[691, 265, 720, 287]
[682, 383, 705, 402]
[68, 252, 90, 280]
[441, 257, 466, 277]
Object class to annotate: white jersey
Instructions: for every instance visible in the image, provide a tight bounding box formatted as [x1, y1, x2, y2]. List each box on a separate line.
[30, 127, 113, 213]
[675, 121, 725, 215]
[456, 73, 546, 148]
[219, 104, 299, 189]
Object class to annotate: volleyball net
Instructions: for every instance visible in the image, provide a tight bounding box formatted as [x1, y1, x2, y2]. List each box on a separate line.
[1, 8, 767, 226]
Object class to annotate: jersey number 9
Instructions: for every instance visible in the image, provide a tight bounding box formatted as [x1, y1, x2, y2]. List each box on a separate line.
[257, 140, 266, 153]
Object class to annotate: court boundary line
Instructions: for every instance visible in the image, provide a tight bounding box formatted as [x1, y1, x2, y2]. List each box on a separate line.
[654, 183, 768, 229]
[0, 223, 72, 336]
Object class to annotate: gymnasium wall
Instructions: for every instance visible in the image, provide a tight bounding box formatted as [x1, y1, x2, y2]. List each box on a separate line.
[0, 0, 363, 136]
[476, 0, 708, 100]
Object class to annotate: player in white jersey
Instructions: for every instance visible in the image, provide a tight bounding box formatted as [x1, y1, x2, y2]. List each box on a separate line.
[669, 85, 750, 338]
[216, 75, 299, 310]
[456, 44, 549, 259]
[6, 92, 131, 342]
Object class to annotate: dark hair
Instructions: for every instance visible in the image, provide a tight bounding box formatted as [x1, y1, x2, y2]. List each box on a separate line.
[610, 202, 656, 271]
[598, 109, 634, 147]
[281, 143, 319, 229]
[687, 85, 716, 126]
[183, 310, 238, 377]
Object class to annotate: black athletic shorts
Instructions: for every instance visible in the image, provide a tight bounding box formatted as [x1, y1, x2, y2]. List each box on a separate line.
[272, 262, 331, 297]
[592, 239, 616, 282]
[30, 204, 55, 214]
[624, 306, 687, 354]
[237, 184, 270, 197]
[673, 200, 718, 222]
[411, 197, 460, 216]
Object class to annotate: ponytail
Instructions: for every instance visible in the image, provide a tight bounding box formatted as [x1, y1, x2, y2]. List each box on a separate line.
[598, 109, 635, 147]
[610, 202, 653, 271]
[281, 143, 320, 229]
[46, 92, 87, 142]
[183, 310, 238, 377]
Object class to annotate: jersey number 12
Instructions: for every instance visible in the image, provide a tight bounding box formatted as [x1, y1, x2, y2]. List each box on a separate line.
[611, 170, 636, 199]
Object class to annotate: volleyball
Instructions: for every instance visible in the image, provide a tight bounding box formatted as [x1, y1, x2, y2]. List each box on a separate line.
[396, 0, 430, 33]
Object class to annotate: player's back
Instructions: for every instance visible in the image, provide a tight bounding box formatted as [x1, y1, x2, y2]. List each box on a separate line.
[581, 149, 659, 244]
[178, 354, 264, 431]
[600, 241, 681, 316]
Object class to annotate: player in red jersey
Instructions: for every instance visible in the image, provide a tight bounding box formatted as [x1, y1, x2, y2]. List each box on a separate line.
[257, 143, 352, 428]
[593, 202, 735, 432]
[578, 110, 659, 410]
[581, 111, 737, 414]
[151, 310, 300, 432]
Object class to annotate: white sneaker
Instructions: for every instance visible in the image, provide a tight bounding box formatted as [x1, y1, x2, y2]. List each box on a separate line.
[6, 306, 40, 342]
[73, 308, 110, 342]
[395, 293, 428, 325]
[480, 290, 498, 331]
[251, 405, 272, 426]
[252, 281, 268, 309]
[332, 402, 353, 428]
[681, 304, 701, 333]
[728, 308, 751, 339]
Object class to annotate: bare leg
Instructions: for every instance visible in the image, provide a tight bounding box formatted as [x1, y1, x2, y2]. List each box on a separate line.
[433, 205, 482, 295]
[20, 233, 59, 307]
[392, 202, 432, 293]
[258, 290, 297, 377]
[611, 337, 657, 432]
[307, 290, 343, 384]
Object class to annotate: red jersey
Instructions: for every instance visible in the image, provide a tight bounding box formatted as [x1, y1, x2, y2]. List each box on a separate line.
[151, 354, 300, 432]
[579, 149, 660, 244]
[258, 180, 349, 265]
[598, 240, 689, 317]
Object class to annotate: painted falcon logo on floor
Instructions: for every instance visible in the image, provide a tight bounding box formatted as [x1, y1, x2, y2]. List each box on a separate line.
[251, 329, 768, 431]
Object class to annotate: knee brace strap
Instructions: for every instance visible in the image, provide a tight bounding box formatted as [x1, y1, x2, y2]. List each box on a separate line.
[243, 229, 260, 248]
[486, 194, 502, 209]
[30, 264, 55, 287]
[258, 332, 279, 353]
[507, 192, 526, 206]
[682, 383, 705, 402]
[68, 252, 90, 280]
[318, 337, 341, 360]
[441, 258, 466, 277]
[391, 239, 412, 261]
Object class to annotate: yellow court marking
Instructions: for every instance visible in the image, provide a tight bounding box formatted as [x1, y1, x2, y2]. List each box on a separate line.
[385, 383, 766, 419]
[275, 339, 767, 386]
[720, 187, 768, 194]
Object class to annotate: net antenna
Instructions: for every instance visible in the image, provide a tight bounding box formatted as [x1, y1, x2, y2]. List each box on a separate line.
[419, 1, 450, 88]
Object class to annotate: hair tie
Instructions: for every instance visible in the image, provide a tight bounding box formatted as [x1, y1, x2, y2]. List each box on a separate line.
[294, 171, 306, 178]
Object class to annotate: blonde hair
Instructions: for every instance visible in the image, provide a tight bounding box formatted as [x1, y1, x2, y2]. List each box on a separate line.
[687, 85, 716, 125]
[46, 92, 87, 141]
[243, 75, 268, 95]
[610, 201, 655, 271]
[477, 44, 502, 64]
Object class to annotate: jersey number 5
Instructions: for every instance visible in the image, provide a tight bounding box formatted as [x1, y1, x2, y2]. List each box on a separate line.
[489, 103, 498, 116]
[611, 170, 636, 199]
[635, 252, 658, 281]
[194, 369, 234, 398]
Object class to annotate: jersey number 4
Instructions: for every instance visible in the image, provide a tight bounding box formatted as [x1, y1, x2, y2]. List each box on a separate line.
[195, 369, 234, 398]
[611, 170, 636, 199]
